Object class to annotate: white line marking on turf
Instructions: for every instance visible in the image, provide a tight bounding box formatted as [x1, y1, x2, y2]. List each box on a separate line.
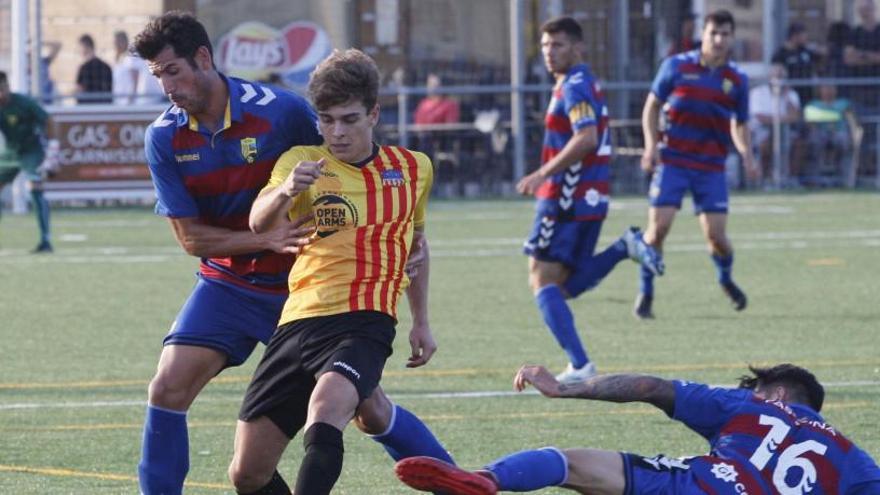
[2, 380, 877, 411]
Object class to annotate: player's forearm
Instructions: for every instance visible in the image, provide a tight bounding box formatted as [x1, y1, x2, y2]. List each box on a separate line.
[405, 248, 430, 326]
[171, 219, 274, 258]
[557, 373, 676, 415]
[642, 97, 661, 150]
[731, 121, 751, 156]
[537, 129, 597, 178]
[249, 186, 293, 233]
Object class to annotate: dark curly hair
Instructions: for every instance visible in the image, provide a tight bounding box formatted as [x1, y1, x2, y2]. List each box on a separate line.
[132, 11, 213, 68]
[738, 363, 825, 412]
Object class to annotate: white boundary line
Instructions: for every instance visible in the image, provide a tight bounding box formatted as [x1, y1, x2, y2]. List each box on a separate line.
[1, 380, 877, 411]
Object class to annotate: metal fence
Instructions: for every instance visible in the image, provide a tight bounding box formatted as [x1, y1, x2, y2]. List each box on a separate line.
[378, 77, 880, 198]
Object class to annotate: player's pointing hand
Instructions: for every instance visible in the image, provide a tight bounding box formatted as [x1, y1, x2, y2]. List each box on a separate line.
[265, 213, 316, 255]
[282, 158, 326, 197]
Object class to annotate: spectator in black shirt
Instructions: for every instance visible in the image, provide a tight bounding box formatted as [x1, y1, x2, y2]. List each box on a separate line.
[772, 22, 822, 103]
[826, 22, 852, 79]
[75, 34, 112, 104]
[844, 0, 880, 114]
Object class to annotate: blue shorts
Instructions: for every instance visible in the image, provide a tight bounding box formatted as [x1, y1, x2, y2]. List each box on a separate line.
[623, 453, 706, 495]
[523, 214, 602, 269]
[164, 275, 288, 367]
[649, 165, 728, 214]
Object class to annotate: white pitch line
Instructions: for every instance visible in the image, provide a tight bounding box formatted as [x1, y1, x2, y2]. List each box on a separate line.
[1, 380, 877, 411]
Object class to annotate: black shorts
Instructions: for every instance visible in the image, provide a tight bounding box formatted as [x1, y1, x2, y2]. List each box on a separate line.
[238, 310, 395, 438]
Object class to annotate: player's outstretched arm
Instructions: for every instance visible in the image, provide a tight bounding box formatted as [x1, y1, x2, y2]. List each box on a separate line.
[404, 228, 436, 368]
[249, 158, 324, 233]
[169, 215, 314, 258]
[514, 365, 675, 416]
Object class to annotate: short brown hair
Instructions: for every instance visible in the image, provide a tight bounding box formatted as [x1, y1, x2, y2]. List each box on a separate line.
[308, 49, 379, 111]
[132, 11, 213, 68]
[705, 9, 735, 32]
[541, 16, 583, 41]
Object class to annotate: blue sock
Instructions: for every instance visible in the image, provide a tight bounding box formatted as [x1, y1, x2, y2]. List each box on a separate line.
[535, 285, 588, 369]
[371, 404, 454, 464]
[485, 447, 567, 491]
[563, 241, 628, 297]
[639, 265, 655, 296]
[712, 253, 734, 285]
[30, 190, 50, 245]
[138, 405, 189, 495]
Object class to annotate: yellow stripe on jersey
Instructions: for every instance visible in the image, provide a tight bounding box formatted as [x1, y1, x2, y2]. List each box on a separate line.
[569, 101, 595, 124]
[263, 144, 433, 323]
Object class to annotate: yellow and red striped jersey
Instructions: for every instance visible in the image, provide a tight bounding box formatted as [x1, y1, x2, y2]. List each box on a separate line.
[263, 144, 433, 324]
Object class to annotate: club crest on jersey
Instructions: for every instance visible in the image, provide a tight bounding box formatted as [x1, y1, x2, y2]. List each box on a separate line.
[722, 78, 734, 94]
[381, 169, 405, 187]
[240, 137, 257, 163]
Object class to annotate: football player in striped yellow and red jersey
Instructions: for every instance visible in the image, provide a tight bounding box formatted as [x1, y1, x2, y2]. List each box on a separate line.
[228, 49, 452, 495]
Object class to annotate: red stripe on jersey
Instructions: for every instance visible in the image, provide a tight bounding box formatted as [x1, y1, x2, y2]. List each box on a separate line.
[667, 108, 731, 134]
[349, 158, 381, 311]
[662, 155, 725, 172]
[172, 128, 208, 150]
[199, 264, 289, 294]
[545, 113, 571, 134]
[376, 150, 394, 313]
[805, 451, 840, 493]
[671, 85, 735, 110]
[677, 62, 706, 75]
[223, 112, 272, 139]
[362, 162, 383, 311]
[665, 136, 727, 158]
[535, 180, 610, 200]
[184, 159, 275, 197]
[397, 147, 419, 222]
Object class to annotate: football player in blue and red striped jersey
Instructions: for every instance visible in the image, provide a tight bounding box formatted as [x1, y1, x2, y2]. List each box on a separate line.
[395, 363, 880, 495]
[518, 16, 663, 384]
[134, 13, 449, 495]
[637, 9, 760, 319]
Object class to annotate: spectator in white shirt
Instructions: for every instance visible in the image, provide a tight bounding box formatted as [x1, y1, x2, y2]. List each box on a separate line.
[749, 63, 802, 184]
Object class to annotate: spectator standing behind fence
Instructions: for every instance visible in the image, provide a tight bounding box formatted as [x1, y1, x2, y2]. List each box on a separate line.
[844, 0, 880, 115]
[112, 31, 140, 105]
[749, 63, 802, 185]
[75, 34, 112, 104]
[413, 73, 460, 125]
[826, 21, 852, 79]
[38, 41, 61, 104]
[804, 82, 863, 187]
[666, 12, 701, 57]
[772, 22, 822, 104]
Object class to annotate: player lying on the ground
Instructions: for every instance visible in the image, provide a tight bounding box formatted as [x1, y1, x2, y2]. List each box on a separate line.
[396, 363, 880, 494]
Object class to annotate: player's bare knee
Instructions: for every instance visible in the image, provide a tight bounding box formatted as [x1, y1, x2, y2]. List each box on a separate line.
[146, 374, 192, 410]
[227, 459, 272, 493]
[354, 390, 392, 434]
[560, 448, 625, 494]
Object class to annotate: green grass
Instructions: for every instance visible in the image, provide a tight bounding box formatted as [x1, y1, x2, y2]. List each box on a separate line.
[1, 192, 878, 493]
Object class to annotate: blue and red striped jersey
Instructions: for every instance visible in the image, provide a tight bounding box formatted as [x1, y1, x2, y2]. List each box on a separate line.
[671, 381, 880, 494]
[145, 75, 322, 293]
[651, 50, 749, 172]
[537, 63, 612, 222]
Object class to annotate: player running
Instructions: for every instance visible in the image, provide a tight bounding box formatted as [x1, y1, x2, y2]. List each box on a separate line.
[518, 16, 663, 383]
[396, 363, 880, 494]
[635, 9, 759, 319]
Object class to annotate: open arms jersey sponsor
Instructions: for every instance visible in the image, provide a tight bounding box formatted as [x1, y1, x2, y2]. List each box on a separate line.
[264, 144, 432, 323]
[145, 75, 321, 293]
[670, 381, 880, 494]
[537, 63, 611, 221]
[651, 50, 749, 172]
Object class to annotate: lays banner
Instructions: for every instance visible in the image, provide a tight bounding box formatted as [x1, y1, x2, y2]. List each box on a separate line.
[217, 21, 333, 88]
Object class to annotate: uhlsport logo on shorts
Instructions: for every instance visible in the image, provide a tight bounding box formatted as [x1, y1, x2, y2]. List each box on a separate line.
[333, 361, 361, 380]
